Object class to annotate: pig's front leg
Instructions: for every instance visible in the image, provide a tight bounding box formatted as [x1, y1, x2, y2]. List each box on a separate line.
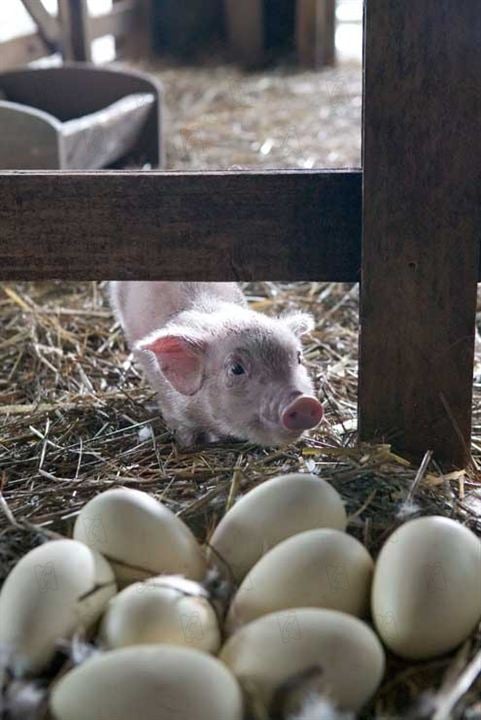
[157, 393, 222, 448]
[173, 423, 204, 448]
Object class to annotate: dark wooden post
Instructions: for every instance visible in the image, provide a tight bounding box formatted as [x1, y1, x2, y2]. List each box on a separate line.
[224, 0, 264, 68]
[58, 0, 92, 62]
[359, 0, 481, 466]
[115, 0, 152, 61]
[296, 0, 336, 68]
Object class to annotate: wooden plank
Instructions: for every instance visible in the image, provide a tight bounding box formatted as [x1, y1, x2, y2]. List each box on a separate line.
[224, 0, 264, 68]
[297, 0, 336, 68]
[0, 170, 361, 281]
[58, 0, 92, 62]
[19, 0, 59, 47]
[0, 33, 49, 72]
[90, 0, 135, 40]
[359, 0, 481, 466]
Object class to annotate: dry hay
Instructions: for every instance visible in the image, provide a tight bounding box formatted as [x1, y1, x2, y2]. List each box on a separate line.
[1, 56, 481, 719]
[144, 57, 362, 170]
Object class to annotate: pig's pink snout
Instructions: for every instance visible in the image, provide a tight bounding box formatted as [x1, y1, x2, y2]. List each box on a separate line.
[281, 396, 323, 432]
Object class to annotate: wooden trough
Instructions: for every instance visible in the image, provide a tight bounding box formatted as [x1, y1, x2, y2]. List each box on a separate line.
[0, 0, 480, 468]
[0, 65, 163, 169]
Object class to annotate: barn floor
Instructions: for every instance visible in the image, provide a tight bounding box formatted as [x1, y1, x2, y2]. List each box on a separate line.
[149, 57, 362, 170]
[1, 56, 481, 718]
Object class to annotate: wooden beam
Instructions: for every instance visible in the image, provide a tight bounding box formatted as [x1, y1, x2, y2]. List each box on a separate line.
[58, 0, 92, 62]
[19, 0, 59, 48]
[224, 0, 264, 68]
[0, 170, 361, 281]
[90, 0, 135, 40]
[0, 33, 49, 72]
[297, 0, 336, 68]
[359, 0, 481, 466]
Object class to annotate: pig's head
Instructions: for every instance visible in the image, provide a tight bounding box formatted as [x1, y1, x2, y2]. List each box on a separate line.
[136, 306, 323, 446]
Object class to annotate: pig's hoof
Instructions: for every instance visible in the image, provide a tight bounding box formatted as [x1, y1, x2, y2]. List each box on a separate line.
[170, 427, 193, 447]
[194, 431, 222, 446]
[174, 428, 214, 448]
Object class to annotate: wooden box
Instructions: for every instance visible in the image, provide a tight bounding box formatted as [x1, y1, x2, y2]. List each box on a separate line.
[0, 64, 163, 169]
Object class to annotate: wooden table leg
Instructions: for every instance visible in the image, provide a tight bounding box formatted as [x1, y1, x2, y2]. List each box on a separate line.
[359, 0, 481, 466]
[224, 0, 264, 68]
[296, 0, 336, 68]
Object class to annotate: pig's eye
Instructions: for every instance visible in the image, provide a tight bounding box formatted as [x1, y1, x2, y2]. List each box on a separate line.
[230, 363, 246, 376]
[297, 351, 303, 364]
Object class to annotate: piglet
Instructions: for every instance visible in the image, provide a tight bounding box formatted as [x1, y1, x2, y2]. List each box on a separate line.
[110, 282, 323, 447]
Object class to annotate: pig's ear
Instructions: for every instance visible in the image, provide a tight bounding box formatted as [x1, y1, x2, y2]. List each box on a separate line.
[136, 331, 207, 396]
[283, 312, 315, 337]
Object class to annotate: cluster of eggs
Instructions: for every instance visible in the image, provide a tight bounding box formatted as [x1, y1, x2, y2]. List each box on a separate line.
[1, 473, 480, 720]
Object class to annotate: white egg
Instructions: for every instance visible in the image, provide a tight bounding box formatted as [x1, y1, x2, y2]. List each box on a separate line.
[73, 488, 206, 585]
[99, 575, 221, 653]
[0, 539, 116, 676]
[226, 529, 373, 632]
[209, 473, 346, 583]
[220, 608, 385, 714]
[50, 645, 244, 720]
[372, 515, 481, 660]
